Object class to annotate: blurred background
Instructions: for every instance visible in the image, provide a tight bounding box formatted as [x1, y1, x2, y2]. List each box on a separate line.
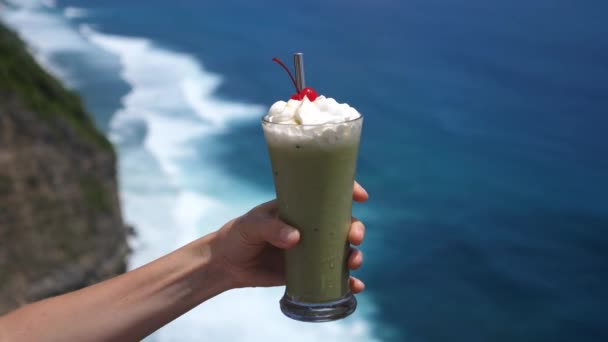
[1, 0, 607, 341]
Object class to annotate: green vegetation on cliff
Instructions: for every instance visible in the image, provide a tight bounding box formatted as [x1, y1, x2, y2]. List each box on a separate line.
[0, 23, 112, 151]
[80, 175, 112, 213]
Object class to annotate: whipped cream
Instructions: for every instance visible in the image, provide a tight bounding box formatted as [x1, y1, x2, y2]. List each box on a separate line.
[262, 95, 362, 149]
[265, 95, 361, 125]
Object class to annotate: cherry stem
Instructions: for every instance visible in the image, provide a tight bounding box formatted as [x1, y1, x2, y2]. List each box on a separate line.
[272, 57, 298, 93]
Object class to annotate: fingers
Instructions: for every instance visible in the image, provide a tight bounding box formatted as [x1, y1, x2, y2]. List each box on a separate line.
[254, 220, 299, 249]
[275, 224, 300, 248]
[349, 217, 365, 246]
[349, 276, 365, 294]
[348, 247, 363, 270]
[242, 200, 302, 248]
[353, 181, 369, 202]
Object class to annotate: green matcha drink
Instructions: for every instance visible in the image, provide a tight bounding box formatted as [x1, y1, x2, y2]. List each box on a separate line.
[263, 120, 362, 302]
[262, 53, 363, 322]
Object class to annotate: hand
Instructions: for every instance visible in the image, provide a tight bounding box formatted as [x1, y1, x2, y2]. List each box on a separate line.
[213, 182, 369, 292]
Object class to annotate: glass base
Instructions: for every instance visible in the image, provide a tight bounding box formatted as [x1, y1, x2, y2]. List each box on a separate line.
[280, 292, 357, 322]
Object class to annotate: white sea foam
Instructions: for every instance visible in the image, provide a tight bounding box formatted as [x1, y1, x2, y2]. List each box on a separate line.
[64, 6, 87, 19]
[4, 0, 44, 9]
[1, 3, 380, 341]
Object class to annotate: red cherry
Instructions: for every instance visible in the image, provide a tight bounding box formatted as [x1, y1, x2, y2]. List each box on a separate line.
[290, 93, 303, 100]
[299, 87, 318, 101]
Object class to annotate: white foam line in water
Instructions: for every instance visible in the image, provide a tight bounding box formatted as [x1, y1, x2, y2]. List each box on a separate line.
[64, 6, 87, 19]
[2, 3, 381, 340]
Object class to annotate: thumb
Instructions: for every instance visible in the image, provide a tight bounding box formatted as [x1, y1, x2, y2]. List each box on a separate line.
[272, 222, 300, 249]
[238, 217, 300, 249]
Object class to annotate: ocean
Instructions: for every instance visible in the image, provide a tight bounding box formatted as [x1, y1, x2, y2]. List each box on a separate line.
[2, 0, 607, 341]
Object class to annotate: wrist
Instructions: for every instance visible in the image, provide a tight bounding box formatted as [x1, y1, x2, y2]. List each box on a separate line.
[182, 231, 234, 301]
[205, 222, 250, 290]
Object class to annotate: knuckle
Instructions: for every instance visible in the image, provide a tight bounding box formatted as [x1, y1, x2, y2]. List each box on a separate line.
[238, 227, 251, 243]
[236, 226, 260, 247]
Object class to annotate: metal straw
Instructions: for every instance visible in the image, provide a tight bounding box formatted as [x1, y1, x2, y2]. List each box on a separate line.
[294, 52, 305, 92]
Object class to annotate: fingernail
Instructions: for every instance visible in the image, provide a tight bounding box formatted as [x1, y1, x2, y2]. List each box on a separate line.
[357, 183, 368, 196]
[280, 226, 298, 243]
[353, 221, 364, 231]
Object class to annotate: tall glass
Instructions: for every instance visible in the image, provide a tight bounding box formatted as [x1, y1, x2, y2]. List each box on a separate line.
[262, 116, 363, 322]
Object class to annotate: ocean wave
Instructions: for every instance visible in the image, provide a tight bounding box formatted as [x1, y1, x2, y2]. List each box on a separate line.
[3, 0, 52, 10]
[64, 6, 87, 19]
[79, 25, 263, 178]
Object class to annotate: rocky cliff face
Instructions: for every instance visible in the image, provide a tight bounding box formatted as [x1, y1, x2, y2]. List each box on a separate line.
[0, 24, 129, 314]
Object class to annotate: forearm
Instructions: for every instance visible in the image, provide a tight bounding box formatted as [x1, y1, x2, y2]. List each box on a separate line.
[0, 232, 229, 342]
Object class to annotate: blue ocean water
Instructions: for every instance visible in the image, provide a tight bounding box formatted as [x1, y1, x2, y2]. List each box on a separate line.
[2, 0, 608, 341]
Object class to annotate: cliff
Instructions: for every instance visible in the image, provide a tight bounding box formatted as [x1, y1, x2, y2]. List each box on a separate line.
[0, 23, 129, 314]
